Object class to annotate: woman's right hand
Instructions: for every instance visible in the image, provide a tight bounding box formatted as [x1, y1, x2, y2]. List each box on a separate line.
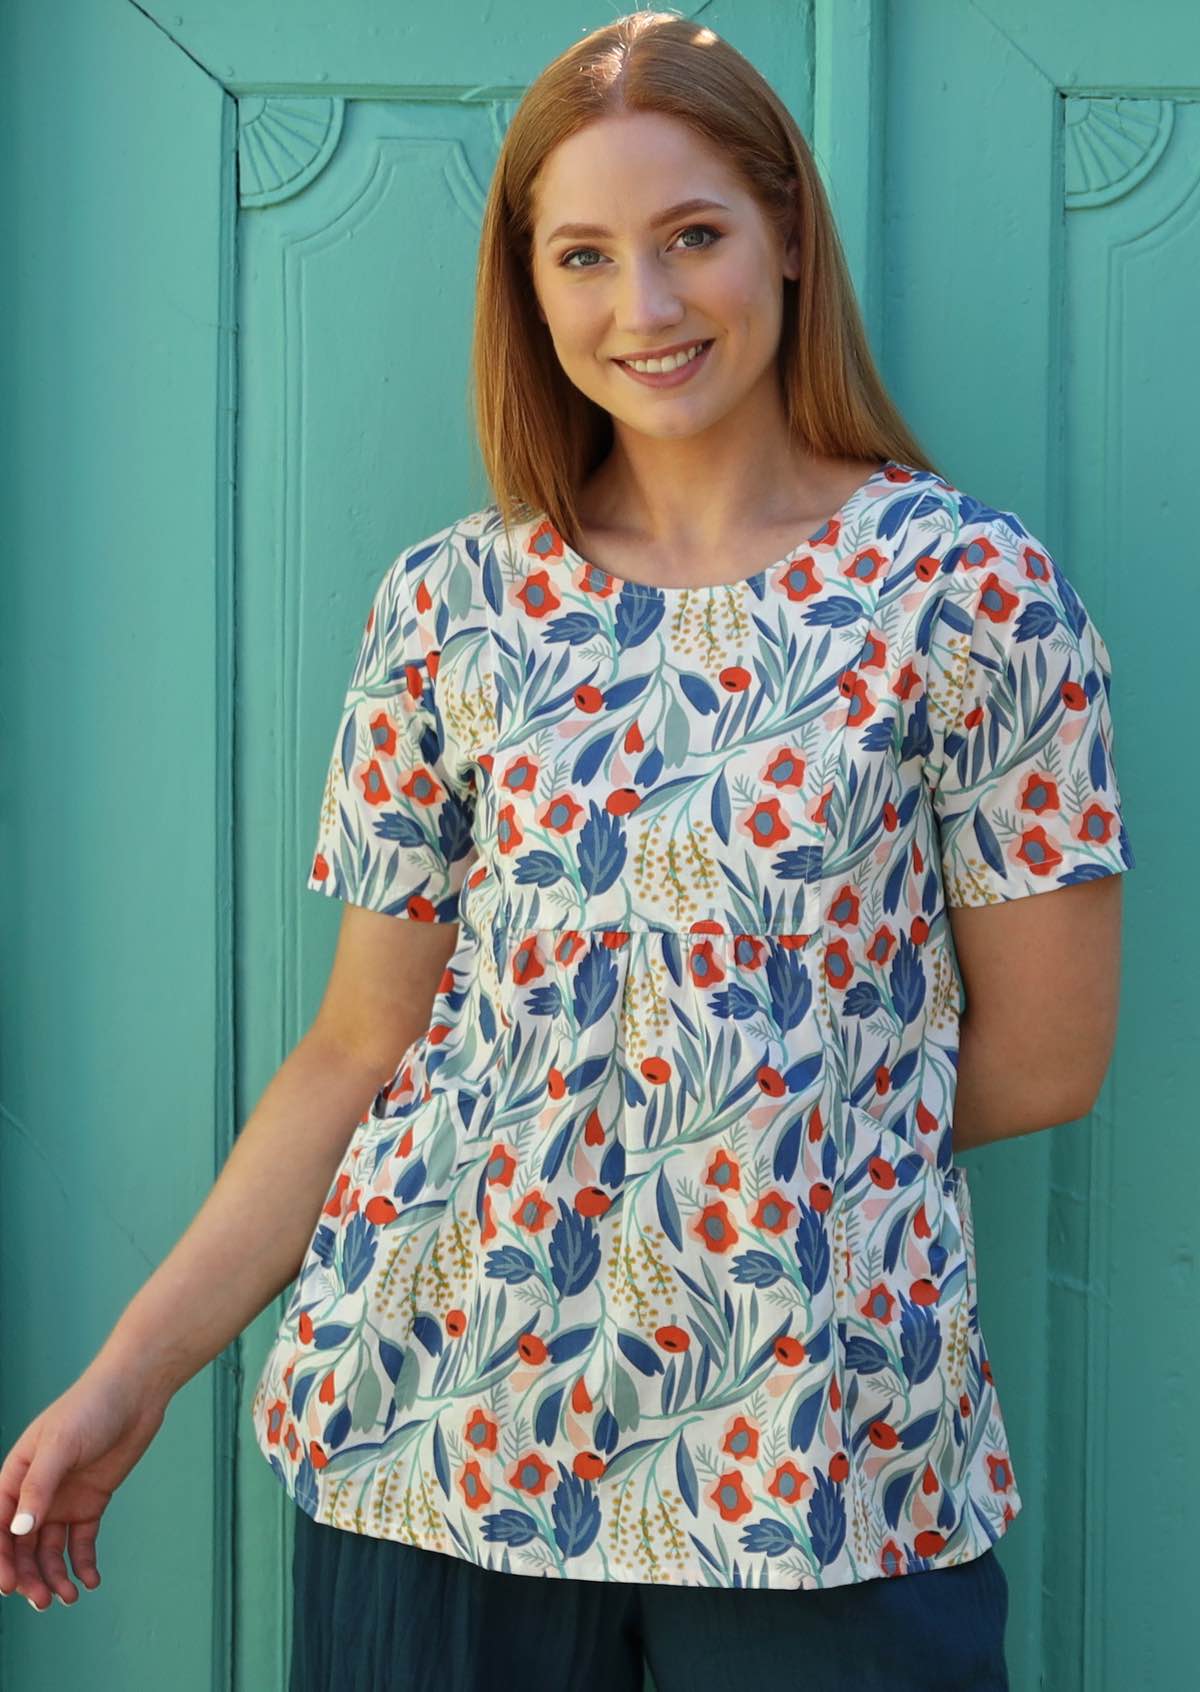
[0, 1361, 172, 1611]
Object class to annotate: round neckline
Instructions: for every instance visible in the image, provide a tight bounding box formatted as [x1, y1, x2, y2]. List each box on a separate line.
[547, 459, 902, 597]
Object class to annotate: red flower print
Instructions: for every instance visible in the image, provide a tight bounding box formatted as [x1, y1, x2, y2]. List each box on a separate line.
[479, 1191, 496, 1245]
[842, 546, 887, 587]
[640, 1056, 672, 1084]
[574, 684, 605, 713]
[606, 787, 642, 815]
[828, 883, 860, 927]
[779, 555, 822, 601]
[485, 1143, 517, 1186]
[400, 766, 444, 808]
[368, 710, 398, 757]
[718, 666, 752, 692]
[960, 533, 1002, 573]
[526, 519, 565, 565]
[555, 931, 588, 965]
[578, 564, 617, 597]
[977, 569, 1019, 622]
[987, 1453, 1015, 1493]
[768, 1461, 811, 1505]
[764, 747, 806, 788]
[742, 797, 790, 848]
[721, 1415, 759, 1461]
[655, 1325, 690, 1353]
[861, 1282, 897, 1324]
[734, 934, 766, 968]
[465, 1408, 498, 1452]
[458, 1460, 492, 1510]
[1019, 772, 1060, 814]
[445, 1309, 468, 1337]
[1015, 824, 1064, 876]
[709, 1471, 753, 1522]
[859, 630, 888, 670]
[513, 1188, 554, 1232]
[502, 755, 539, 795]
[364, 1196, 398, 1225]
[356, 758, 392, 807]
[689, 939, 727, 990]
[574, 1452, 606, 1479]
[512, 934, 547, 984]
[867, 925, 896, 965]
[1078, 803, 1115, 844]
[265, 1398, 287, 1445]
[868, 1420, 900, 1450]
[571, 1375, 593, 1412]
[540, 792, 584, 832]
[510, 1452, 554, 1494]
[311, 851, 330, 882]
[704, 1150, 740, 1192]
[750, 1189, 796, 1233]
[1020, 544, 1052, 583]
[824, 937, 854, 990]
[690, 1199, 739, 1253]
[515, 569, 562, 620]
[893, 660, 922, 699]
[773, 1336, 806, 1366]
[839, 668, 877, 728]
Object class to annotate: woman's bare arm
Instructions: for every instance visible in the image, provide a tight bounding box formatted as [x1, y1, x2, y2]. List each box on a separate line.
[88, 905, 461, 1403]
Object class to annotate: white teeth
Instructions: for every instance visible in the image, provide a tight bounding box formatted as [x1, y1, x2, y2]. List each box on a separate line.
[621, 340, 708, 373]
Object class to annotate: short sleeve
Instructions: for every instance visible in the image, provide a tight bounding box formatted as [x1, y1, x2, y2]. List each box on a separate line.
[924, 526, 1136, 908]
[306, 550, 478, 920]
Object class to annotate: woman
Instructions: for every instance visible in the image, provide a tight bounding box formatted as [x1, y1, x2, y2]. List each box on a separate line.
[0, 11, 1133, 1690]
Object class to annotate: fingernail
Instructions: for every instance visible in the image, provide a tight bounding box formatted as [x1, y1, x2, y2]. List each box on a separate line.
[10, 1513, 35, 1536]
[27, 1596, 46, 1612]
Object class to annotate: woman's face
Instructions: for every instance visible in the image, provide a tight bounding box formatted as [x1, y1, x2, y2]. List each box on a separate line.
[529, 111, 801, 443]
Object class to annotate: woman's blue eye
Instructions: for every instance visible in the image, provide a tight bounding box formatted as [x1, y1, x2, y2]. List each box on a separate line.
[559, 224, 722, 270]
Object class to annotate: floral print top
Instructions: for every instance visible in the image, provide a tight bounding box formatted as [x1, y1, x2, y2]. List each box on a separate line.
[250, 459, 1135, 1589]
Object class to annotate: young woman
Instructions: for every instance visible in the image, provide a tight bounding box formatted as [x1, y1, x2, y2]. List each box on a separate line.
[0, 12, 1133, 1690]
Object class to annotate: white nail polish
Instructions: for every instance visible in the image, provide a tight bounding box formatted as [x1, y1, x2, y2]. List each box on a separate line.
[10, 1513, 34, 1536]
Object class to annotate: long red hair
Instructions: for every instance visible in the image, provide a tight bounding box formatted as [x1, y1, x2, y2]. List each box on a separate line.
[470, 8, 940, 554]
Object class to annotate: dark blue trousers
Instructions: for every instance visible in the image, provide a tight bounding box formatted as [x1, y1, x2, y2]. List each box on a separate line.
[289, 1504, 1009, 1692]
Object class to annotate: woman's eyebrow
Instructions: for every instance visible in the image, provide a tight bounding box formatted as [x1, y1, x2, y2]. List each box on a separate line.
[544, 197, 732, 243]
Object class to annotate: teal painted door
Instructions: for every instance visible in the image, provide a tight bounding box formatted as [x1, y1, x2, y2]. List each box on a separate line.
[2, 4, 1187, 1690]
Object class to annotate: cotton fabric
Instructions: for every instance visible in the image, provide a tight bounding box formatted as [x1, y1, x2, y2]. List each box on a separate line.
[251, 459, 1134, 1592]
